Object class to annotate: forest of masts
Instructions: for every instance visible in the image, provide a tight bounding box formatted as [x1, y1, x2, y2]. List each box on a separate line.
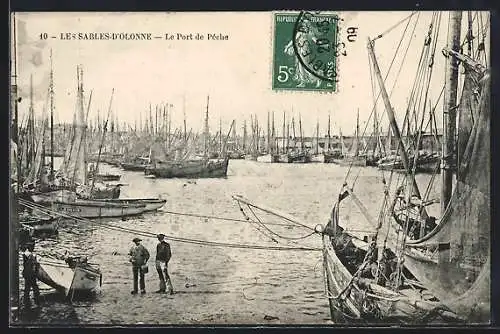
[21, 95, 441, 163]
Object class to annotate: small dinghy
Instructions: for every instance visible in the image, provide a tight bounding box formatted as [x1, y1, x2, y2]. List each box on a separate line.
[37, 255, 102, 299]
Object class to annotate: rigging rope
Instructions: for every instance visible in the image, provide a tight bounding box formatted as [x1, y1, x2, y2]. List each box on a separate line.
[343, 12, 419, 189]
[19, 199, 321, 252]
[372, 11, 419, 41]
[162, 209, 301, 228]
[245, 204, 317, 241]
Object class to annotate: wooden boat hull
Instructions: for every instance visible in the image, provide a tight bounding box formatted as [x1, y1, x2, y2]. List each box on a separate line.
[89, 173, 122, 182]
[100, 198, 166, 212]
[147, 158, 229, 179]
[322, 231, 462, 324]
[377, 154, 440, 174]
[37, 258, 102, 296]
[256, 154, 280, 163]
[323, 151, 343, 163]
[287, 152, 311, 163]
[50, 200, 146, 218]
[310, 153, 325, 163]
[120, 162, 149, 171]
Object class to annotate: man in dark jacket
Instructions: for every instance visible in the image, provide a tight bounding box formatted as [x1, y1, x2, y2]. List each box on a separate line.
[22, 242, 40, 308]
[155, 234, 174, 295]
[128, 237, 150, 294]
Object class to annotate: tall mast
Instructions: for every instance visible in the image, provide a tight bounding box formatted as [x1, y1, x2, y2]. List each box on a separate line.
[267, 111, 270, 153]
[271, 111, 275, 153]
[355, 108, 360, 156]
[441, 11, 462, 213]
[299, 114, 304, 151]
[367, 37, 426, 212]
[183, 94, 187, 141]
[28, 74, 35, 169]
[327, 113, 331, 151]
[242, 119, 247, 151]
[49, 49, 55, 176]
[204, 95, 209, 159]
[168, 104, 172, 151]
[219, 117, 222, 154]
[282, 111, 286, 154]
[316, 118, 319, 154]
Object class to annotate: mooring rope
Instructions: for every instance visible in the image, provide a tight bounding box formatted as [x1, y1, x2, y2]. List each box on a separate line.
[162, 209, 302, 228]
[19, 199, 321, 252]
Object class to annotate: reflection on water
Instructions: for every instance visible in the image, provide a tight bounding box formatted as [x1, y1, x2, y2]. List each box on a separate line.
[18, 159, 438, 325]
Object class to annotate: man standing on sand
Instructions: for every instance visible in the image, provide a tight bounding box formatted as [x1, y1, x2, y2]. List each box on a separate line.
[129, 237, 150, 295]
[155, 234, 174, 295]
[22, 241, 40, 309]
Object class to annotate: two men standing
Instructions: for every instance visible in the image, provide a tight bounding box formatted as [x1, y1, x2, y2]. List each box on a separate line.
[129, 234, 174, 295]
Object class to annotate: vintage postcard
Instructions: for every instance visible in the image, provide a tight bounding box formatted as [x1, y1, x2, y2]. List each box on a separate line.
[9, 11, 491, 326]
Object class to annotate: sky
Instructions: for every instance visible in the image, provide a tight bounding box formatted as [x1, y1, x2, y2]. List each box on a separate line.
[11, 11, 490, 136]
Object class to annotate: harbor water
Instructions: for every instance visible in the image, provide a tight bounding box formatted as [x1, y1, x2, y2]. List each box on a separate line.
[18, 159, 439, 325]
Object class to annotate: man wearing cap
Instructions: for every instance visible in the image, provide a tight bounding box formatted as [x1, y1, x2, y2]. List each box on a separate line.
[22, 241, 40, 309]
[155, 234, 174, 295]
[128, 237, 150, 294]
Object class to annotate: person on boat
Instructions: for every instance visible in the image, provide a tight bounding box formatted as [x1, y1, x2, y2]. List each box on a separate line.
[155, 234, 174, 295]
[128, 237, 150, 295]
[22, 242, 40, 309]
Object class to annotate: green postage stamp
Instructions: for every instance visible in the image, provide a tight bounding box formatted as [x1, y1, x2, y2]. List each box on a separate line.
[272, 12, 338, 92]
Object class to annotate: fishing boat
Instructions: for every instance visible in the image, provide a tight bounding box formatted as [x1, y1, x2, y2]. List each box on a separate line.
[146, 95, 230, 179]
[100, 198, 166, 212]
[37, 255, 102, 298]
[49, 199, 146, 218]
[287, 149, 312, 163]
[147, 157, 229, 179]
[330, 110, 368, 167]
[377, 152, 440, 173]
[321, 11, 489, 324]
[88, 171, 121, 182]
[324, 149, 343, 163]
[120, 156, 151, 171]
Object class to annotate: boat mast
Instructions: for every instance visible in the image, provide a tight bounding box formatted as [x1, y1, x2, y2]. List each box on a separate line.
[90, 88, 114, 193]
[183, 94, 187, 141]
[242, 119, 247, 152]
[267, 111, 270, 153]
[299, 114, 304, 151]
[355, 109, 359, 156]
[367, 37, 426, 208]
[441, 11, 462, 213]
[204, 95, 209, 159]
[282, 111, 286, 154]
[327, 113, 331, 151]
[49, 49, 55, 176]
[29, 74, 35, 171]
[316, 118, 319, 154]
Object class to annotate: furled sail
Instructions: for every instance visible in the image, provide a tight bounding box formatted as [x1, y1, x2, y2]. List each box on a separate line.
[59, 68, 87, 185]
[403, 70, 490, 322]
